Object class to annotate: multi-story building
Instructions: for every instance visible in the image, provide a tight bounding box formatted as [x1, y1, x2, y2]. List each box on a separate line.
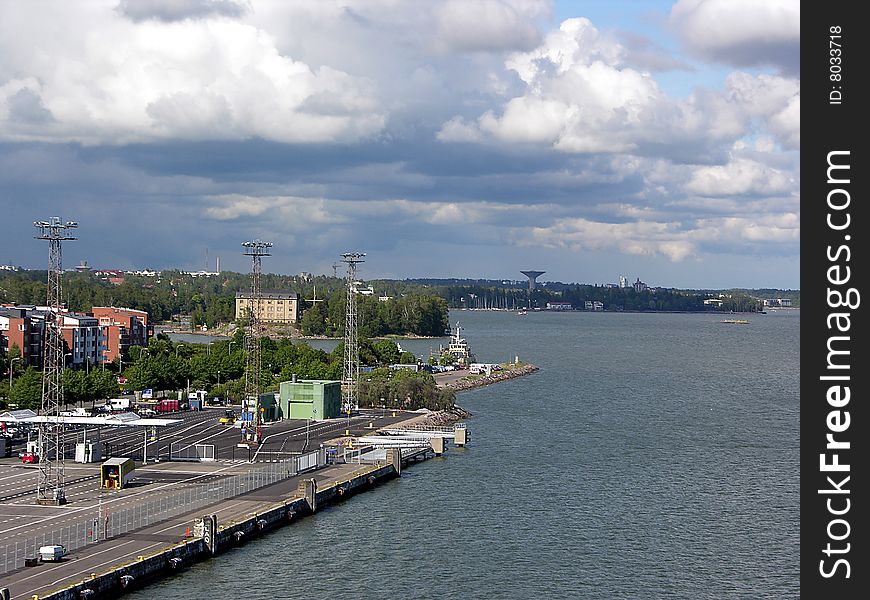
[235, 291, 299, 324]
[60, 313, 105, 370]
[2, 305, 150, 369]
[546, 302, 574, 311]
[0, 306, 45, 368]
[91, 307, 150, 364]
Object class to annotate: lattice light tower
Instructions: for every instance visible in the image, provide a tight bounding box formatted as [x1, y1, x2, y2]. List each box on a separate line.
[34, 217, 77, 505]
[242, 240, 272, 444]
[341, 252, 365, 414]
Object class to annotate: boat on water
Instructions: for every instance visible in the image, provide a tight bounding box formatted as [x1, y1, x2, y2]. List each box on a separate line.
[444, 322, 477, 365]
[720, 319, 750, 324]
[517, 310, 527, 315]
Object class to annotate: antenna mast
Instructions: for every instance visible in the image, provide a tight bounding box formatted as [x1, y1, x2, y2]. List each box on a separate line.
[241, 239, 272, 444]
[33, 216, 77, 505]
[341, 252, 365, 414]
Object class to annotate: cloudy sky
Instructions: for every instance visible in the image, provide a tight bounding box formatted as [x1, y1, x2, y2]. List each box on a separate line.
[0, 0, 799, 289]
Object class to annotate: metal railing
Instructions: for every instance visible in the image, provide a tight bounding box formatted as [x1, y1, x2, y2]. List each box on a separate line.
[170, 442, 216, 461]
[0, 448, 326, 575]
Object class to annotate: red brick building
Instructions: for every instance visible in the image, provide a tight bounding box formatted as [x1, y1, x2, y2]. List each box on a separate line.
[91, 307, 151, 364]
[0, 306, 45, 368]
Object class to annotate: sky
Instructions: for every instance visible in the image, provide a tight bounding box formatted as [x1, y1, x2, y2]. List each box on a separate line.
[0, 0, 800, 289]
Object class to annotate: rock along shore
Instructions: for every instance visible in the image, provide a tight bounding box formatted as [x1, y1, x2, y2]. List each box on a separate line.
[440, 363, 540, 393]
[382, 363, 539, 429]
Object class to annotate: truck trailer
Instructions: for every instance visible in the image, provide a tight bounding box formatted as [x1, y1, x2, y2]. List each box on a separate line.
[100, 457, 136, 490]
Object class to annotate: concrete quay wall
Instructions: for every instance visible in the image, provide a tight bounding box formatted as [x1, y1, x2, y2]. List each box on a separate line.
[38, 463, 399, 600]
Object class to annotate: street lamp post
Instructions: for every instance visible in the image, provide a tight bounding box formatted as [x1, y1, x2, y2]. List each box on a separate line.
[175, 344, 185, 359]
[306, 407, 317, 450]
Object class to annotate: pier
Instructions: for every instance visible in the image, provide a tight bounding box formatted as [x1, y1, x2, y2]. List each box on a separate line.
[0, 410, 469, 600]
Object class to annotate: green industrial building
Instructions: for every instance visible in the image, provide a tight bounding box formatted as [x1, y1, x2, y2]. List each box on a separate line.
[278, 379, 342, 420]
[259, 392, 279, 423]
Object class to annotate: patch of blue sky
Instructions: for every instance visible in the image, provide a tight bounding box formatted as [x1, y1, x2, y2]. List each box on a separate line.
[550, 0, 737, 97]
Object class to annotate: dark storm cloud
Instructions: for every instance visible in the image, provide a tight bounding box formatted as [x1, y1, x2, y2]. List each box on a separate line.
[0, 1, 799, 288]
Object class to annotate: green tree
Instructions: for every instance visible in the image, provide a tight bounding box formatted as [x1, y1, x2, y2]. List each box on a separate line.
[63, 369, 90, 406]
[358, 367, 454, 410]
[10, 367, 43, 409]
[89, 369, 120, 401]
[372, 340, 400, 365]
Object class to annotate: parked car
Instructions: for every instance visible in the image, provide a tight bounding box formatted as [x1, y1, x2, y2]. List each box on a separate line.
[21, 451, 39, 464]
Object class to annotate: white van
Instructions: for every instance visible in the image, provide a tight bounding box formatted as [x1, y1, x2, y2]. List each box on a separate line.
[39, 545, 67, 562]
[108, 398, 132, 411]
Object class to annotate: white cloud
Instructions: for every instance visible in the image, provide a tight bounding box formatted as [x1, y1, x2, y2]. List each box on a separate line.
[767, 94, 800, 150]
[686, 157, 794, 197]
[693, 213, 799, 244]
[670, 0, 800, 74]
[205, 194, 341, 224]
[520, 217, 698, 262]
[438, 18, 666, 152]
[0, 4, 384, 144]
[437, 18, 799, 156]
[434, 0, 546, 52]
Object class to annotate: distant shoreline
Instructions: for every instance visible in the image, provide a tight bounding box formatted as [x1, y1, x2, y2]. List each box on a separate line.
[155, 325, 449, 342]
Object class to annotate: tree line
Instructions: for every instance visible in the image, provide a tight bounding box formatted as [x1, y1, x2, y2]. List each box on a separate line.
[1, 332, 451, 412]
[0, 270, 449, 336]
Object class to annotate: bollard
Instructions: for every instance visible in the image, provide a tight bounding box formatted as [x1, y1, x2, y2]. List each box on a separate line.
[344, 429, 350, 435]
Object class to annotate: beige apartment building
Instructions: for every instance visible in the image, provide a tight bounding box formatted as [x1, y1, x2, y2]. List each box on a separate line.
[235, 291, 299, 323]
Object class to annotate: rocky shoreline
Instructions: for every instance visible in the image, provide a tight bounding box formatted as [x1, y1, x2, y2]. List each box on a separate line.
[388, 404, 474, 428]
[441, 363, 540, 393]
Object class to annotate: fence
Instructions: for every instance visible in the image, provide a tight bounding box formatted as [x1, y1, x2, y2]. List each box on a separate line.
[170, 442, 216, 462]
[0, 448, 326, 576]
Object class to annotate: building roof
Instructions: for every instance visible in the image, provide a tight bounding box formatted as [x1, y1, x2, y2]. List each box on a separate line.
[235, 291, 298, 300]
[91, 306, 148, 316]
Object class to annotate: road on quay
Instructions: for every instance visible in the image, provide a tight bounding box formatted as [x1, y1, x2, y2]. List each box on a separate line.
[0, 409, 419, 547]
[7, 407, 420, 465]
[0, 462, 376, 600]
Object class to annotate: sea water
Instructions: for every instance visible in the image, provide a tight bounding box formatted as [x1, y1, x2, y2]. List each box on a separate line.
[137, 310, 799, 599]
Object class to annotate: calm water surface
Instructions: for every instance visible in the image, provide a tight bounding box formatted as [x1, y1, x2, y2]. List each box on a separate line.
[141, 310, 799, 599]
